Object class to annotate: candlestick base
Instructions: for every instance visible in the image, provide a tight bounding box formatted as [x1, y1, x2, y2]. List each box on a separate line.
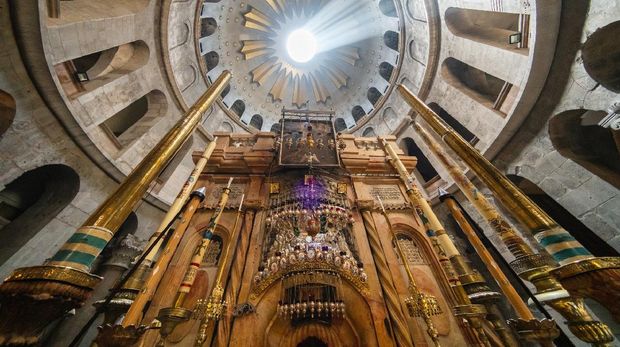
[0, 265, 100, 345]
[95, 324, 148, 347]
[508, 318, 559, 347]
[157, 307, 192, 340]
[550, 257, 620, 323]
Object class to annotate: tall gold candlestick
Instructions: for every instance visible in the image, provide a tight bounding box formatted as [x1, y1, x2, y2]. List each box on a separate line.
[120, 140, 218, 327]
[157, 178, 233, 340]
[377, 196, 442, 347]
[194, 194, 244, 347]
[380, 138, 495, 347]
[397, 85, 620, 321]
[413, 121, 613, 346]
[0, 71, 231, 345]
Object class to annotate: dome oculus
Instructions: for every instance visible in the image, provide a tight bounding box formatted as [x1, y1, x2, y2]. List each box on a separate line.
[287, 29, 318, 63]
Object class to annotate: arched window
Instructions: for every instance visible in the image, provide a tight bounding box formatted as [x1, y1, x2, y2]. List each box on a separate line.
[441, 57, 512, 114]
[0, 90, 16, 138]
[445, 8, 525, 53]
[230, 100, 246, 118]
[362, 127, 376, 137]
[384, 31, 399, 51]
[379, 62, 395, 82]
[379, 0, 398, 17]
[582, 21, 620, 93]
[270, 122, 281, 133]
[367, 87, 383, 106]
[428, 103, 477, 143]
[200, 17, 217, 37]
[352, 106, 366, 122]
[250, 114, 263, 130]
[55, 41, 149, 98]
[507, 175, 619, 257]
[204, 51, 219, 71]
[0, 165, 80, 265]
[334, 118, 347, 133]
[400, 137, 439, 183]
[101, 90, 167, 148]
[549, 109, 620, 188]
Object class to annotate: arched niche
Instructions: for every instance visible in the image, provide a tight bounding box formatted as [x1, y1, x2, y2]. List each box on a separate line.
[384, 31, 399, 51]
[428, 102, 477, 143]
[367, 87, 382, 107]
[0, 90, 16, 138]
[379, 62, 395, 82]
[231, 100, 246, 118]
[101, 90, 168, 148]
[582, 21, 620, 93]
[441, 57, 511, 114]
[220, 84, 231, 99]
[549, 109, 620, 188]
[55, 41, 149, 98]
[507, 175, 619, 257]
[445, 7, 524, 53]
[204, 51, 220, 71]
[400, 137, 438, 183]
[250, 114, 264, 130]
[352, 105, 366, 122]
[203, 234, 223, 267]
[218, 121, 234, 133]
[0, 165, 80, 265]
[334, 118, 347, 133]
[200, 17, 218, 37]
[362, 127, 376, 137]
[379, 0, 398, 18]
[382, 107, 398, 131]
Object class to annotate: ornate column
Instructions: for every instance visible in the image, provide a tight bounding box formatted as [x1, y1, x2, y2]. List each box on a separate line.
[380, 139, 495, 347]
[0, 71, 231, 345]
[397, 84, 620, 323]
[214, 208, 257, 347]
[359, 204, 415, 347]
[413, 121, 614, 346]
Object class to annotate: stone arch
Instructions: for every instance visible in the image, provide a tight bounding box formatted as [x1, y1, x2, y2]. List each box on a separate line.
[399, 137, 438, 183]
[445, 7, 523, 52]
[362, 127, 376, 137]
[170, 22, 190, 49]
[55, 41, 149, 98]
[218, 121, 234, 133]
[549, 109, 620, 188]
[334, 118, 347, 133]
[428, 102, 477, 143]
[0, 164, 80, 265]
[101, 90, 168, 148]
[0, 90, 16, 137]
[379, 62, 394, 82]
[582, 21, 620, 92]
[178, 64, 198, 92]
[441, 57, 511, 114]
[378, 0, 397, 18]
[204, 51, 219, 71]
[382, 107, 398, 131]
[507, 175, 619, 257]
[200, 17, 218, 37]
[384, 31, 399, 51]
[367, 87, 382, 107]
[352, 106, 366, 122]
[230, 100, 246, 118]
[250, 114, 264, 130]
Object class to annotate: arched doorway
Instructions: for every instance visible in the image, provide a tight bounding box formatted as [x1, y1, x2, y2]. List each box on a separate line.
[297, 337, 328, 347]
[0, 164, 80, 265]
